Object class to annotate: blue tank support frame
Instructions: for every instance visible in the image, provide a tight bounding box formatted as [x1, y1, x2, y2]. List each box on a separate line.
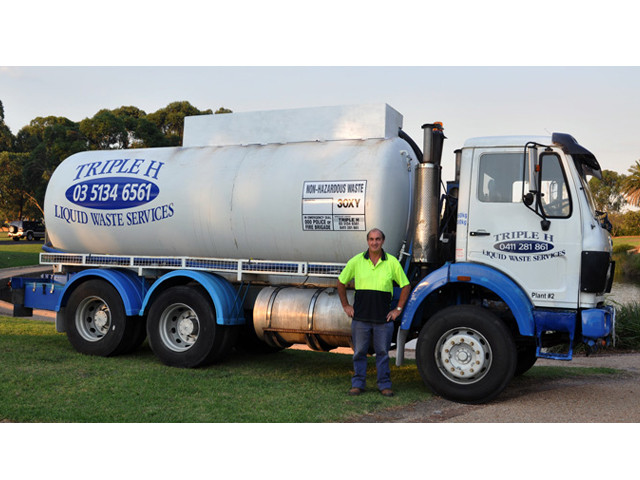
[27, 268, 245, 327]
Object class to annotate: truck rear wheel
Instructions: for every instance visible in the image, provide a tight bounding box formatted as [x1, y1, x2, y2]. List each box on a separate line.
[65, 279, 142, 357]
[147, 286, 235, 368]
[416, 305, 517, 404]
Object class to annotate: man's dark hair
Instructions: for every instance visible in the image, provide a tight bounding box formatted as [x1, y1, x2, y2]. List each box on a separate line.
[367, 228, 385, 240]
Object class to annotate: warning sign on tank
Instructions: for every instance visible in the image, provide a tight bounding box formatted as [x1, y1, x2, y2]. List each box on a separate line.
[302, 180, 366, 231]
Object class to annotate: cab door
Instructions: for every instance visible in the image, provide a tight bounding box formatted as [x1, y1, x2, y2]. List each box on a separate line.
[464, 147, 582, 309]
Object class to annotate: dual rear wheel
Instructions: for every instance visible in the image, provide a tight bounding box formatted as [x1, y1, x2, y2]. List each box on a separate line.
[64, 280, 236, 367]
[65, 280, 145, 357]
[146, 286, 237, 367]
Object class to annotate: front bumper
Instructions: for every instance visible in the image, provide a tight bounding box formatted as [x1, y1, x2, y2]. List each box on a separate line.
[582, 304, 616, 347]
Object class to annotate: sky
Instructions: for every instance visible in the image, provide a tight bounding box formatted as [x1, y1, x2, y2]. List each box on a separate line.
[2, 66, 640, 183]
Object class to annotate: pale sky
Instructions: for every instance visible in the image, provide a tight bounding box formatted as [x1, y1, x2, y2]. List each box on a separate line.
[1, 66, 640, 182]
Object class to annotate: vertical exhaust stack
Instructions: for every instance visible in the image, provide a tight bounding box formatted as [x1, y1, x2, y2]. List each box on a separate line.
[412, 123, 445, 266]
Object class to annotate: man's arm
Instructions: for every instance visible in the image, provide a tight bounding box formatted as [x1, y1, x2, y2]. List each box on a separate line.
[337, 281, 354, 318]
[386, 284, 410, 322]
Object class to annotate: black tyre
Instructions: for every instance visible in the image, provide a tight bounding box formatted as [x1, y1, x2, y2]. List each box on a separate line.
[26, 232, 34, 241]
[12, 237, 19, 241]
[514, 341, 538, 376]
[65, 279, 141, 357]
[416, 305, 517, 404]
[147, 286, 235, 368]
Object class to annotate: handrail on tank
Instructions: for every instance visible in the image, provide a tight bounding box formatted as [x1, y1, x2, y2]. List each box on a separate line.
[39, 252, 346, 280]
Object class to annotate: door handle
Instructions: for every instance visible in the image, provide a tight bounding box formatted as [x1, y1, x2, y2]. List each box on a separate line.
[470, 231, 491, 237]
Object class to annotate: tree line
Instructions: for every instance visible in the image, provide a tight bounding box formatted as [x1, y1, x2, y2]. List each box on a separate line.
[589, 166, 640, 236]
[0, 100, 231, 221]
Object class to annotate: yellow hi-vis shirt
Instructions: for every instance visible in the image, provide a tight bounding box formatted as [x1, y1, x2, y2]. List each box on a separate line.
[338, 249, 410, 323]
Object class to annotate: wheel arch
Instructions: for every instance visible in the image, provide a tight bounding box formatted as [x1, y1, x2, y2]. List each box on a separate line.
[141, 270, 245, 326]
[400, 262, 535, 337]
[57, 268, 147, 316]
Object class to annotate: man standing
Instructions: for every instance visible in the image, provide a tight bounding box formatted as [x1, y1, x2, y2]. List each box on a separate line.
[337, 228, 410, 397]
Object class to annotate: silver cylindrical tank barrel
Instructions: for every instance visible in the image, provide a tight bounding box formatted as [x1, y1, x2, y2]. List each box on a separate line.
[253, 287, 354, 351]
[44, 138, 416, 263]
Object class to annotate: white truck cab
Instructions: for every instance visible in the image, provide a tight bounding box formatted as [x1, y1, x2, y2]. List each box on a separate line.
[457, 135, 613, 310]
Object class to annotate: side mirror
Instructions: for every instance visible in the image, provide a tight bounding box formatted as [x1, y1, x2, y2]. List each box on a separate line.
[527, 145, 539, 193]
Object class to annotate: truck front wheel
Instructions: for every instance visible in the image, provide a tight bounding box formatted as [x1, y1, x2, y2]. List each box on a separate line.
[65, 279, 143, 356]
[147, 286, 235, 368]
[416, 305, 517, 404]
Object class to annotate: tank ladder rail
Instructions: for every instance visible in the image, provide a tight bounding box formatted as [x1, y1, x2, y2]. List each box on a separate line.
[39, 252, 345, 281]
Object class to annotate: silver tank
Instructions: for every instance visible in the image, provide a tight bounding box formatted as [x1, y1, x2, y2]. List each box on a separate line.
[253, 286, 355, 351]
[43, 105, 418, 263]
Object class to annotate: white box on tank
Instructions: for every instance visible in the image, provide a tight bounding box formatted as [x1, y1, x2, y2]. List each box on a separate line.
[182, 104, 404, 147]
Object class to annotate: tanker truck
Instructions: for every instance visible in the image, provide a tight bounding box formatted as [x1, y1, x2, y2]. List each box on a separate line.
[10, 104, 615, 404]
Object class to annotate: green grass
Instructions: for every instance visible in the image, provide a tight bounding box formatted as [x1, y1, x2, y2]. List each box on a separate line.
[0, 317, 626, 423]
[611, 302, 640, 350]
[0, 236, 43, 268]
[0, 317, 431, 423]
[613, 235, 640, 250]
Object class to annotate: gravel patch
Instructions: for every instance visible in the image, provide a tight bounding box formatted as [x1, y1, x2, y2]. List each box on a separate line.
[349, 352, 640, 423]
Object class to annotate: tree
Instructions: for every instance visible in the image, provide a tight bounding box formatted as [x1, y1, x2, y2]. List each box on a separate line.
[622, 160, 640, 207]
[0, 152, 42, 219]
[111, 106, 167, 148]
[0, 100, 15, 152]
[588, 169, 627, 213]
[610, 210, 640, 236]
[14, 116, 85, 209]
[147, 101, 213, 146]
[79, 109, 129, 150]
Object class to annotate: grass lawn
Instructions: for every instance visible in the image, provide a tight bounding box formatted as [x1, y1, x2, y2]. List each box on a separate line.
[0, 317, 431, 423]
[0, 236, 44, 268]
[613, 235, 640, 249]
[0, 317, 621, 423]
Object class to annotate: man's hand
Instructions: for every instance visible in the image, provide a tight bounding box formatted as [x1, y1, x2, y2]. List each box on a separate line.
[386, 308, 402, 322]
[342, 305, 354, 318]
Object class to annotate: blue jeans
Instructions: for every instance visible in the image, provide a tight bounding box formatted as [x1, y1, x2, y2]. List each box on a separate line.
[351, 319, 395, 391]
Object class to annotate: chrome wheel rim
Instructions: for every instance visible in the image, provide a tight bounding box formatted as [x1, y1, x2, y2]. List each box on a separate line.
[75, 296, 111, 342]
[158, 303, 200, 352]
[435, 327, 492, 384]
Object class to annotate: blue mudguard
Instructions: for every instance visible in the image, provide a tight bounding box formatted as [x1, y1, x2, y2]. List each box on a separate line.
[57, 268, 148, 316]
[399, 262, 535, 336]
[140, 270, 245, 325]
